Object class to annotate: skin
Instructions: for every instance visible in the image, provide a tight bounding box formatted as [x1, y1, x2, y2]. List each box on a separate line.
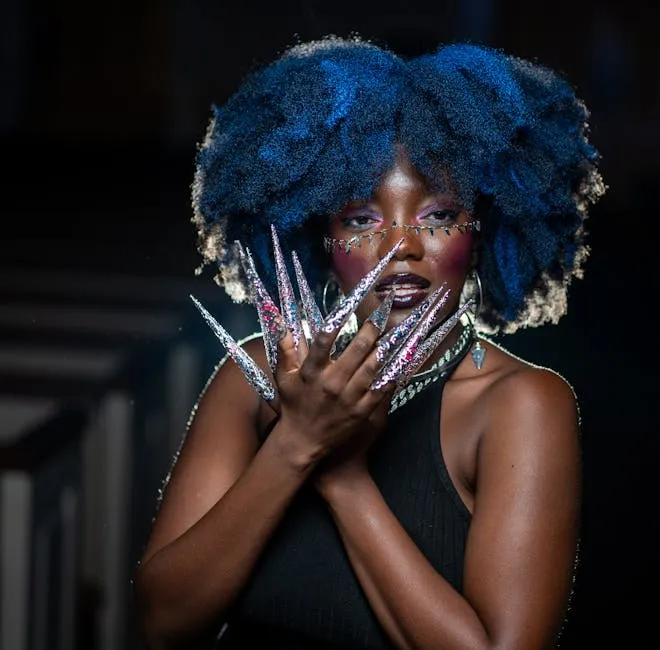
[133, 153, 581, 650]
[328, 154, 476, 353]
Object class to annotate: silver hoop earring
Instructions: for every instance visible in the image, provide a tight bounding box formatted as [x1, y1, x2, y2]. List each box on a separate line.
[322, 276, 359, 356]
[468, 269, 485, 370]
[322, 276, 341, 317]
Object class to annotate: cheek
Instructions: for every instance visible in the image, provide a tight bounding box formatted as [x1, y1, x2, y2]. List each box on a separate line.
[331, 249, 371, 290]
[427, 234, 474, 278]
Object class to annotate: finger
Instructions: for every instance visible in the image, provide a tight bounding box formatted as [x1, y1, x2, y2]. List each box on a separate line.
[335, 286, 404, 391]
[330, 289, 398, 396]
[342, 340, 385, 398]
[368, 384, 396, 422]
[331, 319, 382, 383]
[266, 395, 281, 415]
[324, 284, 394, 381]
[275, 329, 302, 378]
[295, 329, 310, 366]
[354, 372, 396, 417]
[372, 287, 450, 389]
[299, 327, 341, 378]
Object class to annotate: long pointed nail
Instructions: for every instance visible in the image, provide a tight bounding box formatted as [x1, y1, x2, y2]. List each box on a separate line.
[191, 295, 276, 402]
[371, 288, 451, 390]
[375, 284, 446, 365]
[323, 238, 405, 333]
[291, 250, 324, 340]
[387, 309, 473, 408]
[236, 241, 287, 375]
[271, 225, 304, 348]
[408, 300, 474, 373]
[366, 289, 395, 334]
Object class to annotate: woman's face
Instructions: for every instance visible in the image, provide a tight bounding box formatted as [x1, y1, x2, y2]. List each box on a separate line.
[327, 155, 477, 330]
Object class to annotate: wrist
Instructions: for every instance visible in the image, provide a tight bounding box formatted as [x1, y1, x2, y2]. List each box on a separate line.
[268, 417, 327, 474]
[317, 463, 373, 502]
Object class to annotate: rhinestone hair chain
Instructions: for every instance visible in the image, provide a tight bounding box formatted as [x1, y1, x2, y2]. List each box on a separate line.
[324, 220, 481, 254]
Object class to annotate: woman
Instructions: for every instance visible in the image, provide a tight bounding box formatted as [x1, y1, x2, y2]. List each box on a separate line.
[134, 36, 605, 649]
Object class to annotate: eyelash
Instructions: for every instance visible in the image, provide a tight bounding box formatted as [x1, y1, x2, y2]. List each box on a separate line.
[341, 215, 381, 231]
[421, 209, 461, 224]
[341, 209, 461, 231]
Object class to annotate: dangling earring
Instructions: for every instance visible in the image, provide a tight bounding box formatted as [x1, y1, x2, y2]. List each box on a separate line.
[322, 275, 359, 356]
[467, 269, 485, 370]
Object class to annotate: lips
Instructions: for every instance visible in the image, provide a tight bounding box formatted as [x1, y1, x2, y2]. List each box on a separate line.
[375, 273, 431, 309]
[376, 273, 430, 291]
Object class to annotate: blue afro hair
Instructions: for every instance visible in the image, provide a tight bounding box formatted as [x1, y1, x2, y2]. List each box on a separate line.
[191, 35, 605, 333]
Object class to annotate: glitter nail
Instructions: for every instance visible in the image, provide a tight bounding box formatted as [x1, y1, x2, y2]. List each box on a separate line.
[236, 240, 287, 375]
[292, 250, 324, 340]
[375, 285, 446, 365]
[271, 225, 304, 348]
[191, 295, 275, 402]
[322, 238, 404, 333]
[371, 287, 451, 390]
[408, 299, 474, 374]
[366, 288, 395, 334]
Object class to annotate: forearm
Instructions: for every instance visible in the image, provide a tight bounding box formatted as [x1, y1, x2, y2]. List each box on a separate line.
[322, 474, 490, 650]
[135, 421, 318, 649]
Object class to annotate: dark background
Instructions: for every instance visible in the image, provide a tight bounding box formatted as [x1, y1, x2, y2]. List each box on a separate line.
[1, 0, 659, 648]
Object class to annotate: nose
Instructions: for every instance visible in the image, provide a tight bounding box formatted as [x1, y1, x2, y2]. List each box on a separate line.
[377, 222, 424, 262]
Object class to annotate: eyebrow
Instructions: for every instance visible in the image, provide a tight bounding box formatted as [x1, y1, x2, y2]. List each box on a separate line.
[339, 205, 382, 217]
[417, 199, 463, 212]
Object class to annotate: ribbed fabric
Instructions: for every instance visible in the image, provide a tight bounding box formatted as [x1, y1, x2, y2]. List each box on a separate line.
[219, 377, 471, 649]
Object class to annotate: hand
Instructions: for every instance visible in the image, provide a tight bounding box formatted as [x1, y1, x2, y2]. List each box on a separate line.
[313, 390, 393, 496]
[273, 319, 393, 462]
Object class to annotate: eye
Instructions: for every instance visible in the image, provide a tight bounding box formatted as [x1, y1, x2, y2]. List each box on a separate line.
[420, 208, 462, 225]
[340, 214, 381, 232]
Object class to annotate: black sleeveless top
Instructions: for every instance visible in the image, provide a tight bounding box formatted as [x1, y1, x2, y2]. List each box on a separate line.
[218, 377, 472, 649]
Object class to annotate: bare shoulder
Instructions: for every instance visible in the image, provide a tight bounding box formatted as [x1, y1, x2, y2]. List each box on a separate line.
[477, 340, 580, 459]
[492, 346, 576, 413]
[201, 332, 270, 398]
[140, 332, 271, 563]
[195, 332, 272, 419]
[175, 331, 274, 464]
[493, 360, 577, 416]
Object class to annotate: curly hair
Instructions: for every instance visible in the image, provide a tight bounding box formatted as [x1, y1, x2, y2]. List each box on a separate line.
[191, 35, 605, 334]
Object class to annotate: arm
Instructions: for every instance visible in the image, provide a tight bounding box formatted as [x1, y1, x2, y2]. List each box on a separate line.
[134, 325, 392, 650]
[318, 368, 581, 650]
[133, 339, 317, 650]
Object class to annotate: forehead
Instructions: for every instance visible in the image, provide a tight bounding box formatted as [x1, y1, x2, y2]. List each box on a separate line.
[377, 160, 425, 191]
[366, 158, 458, 205]
[375, 146, 457, 191]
